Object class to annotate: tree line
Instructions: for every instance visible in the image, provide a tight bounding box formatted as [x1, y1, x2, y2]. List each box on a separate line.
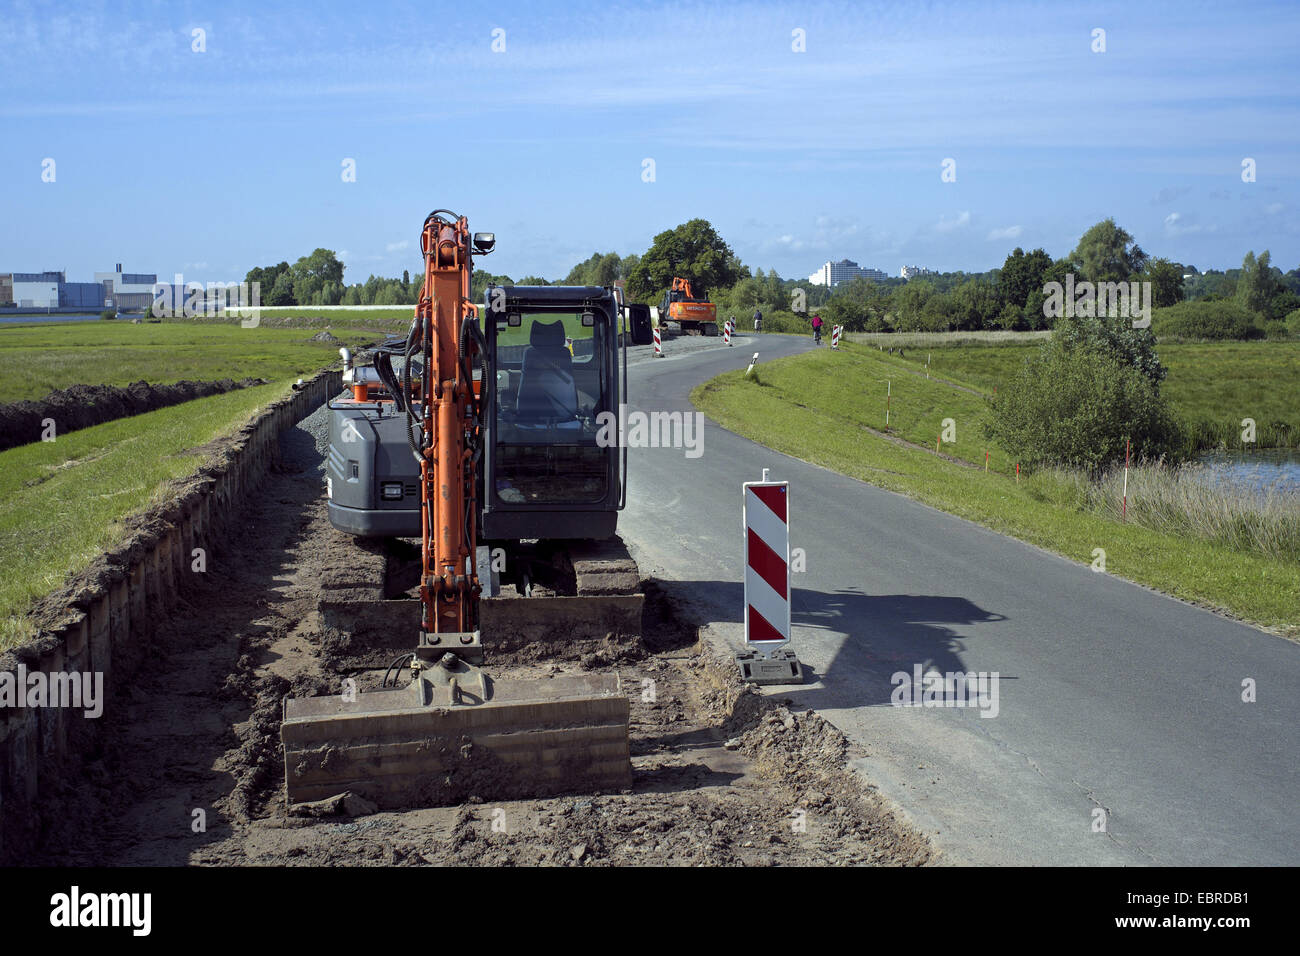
[242, 220, 1300, 338]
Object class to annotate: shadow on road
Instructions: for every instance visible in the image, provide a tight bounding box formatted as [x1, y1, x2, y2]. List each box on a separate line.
[653, 578, 1009, 711]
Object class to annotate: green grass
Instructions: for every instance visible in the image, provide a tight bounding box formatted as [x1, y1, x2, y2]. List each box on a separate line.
[693, 343, 1300, 637]
[886, 339, 1300, 450]
[187, 307, 415, 333]
[0, 383, 293, 648]
[0, 321, 371, 403]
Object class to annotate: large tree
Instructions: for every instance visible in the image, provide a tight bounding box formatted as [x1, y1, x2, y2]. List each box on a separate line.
[564, 252, 626, 287]
[1236, 250, 1282, 317]
[998, 247, 1053, 312]
[626, 219, 746, 302]
[1070, 219, 1148, 284]
[1143, 257, 1186, 309]
[291, 248, 346, 305]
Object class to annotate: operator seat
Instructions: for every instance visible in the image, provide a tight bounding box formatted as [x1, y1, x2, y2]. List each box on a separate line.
[516, 319, 581, 430]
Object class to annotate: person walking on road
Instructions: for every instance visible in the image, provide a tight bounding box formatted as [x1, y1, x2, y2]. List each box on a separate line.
[752, 307, 762, 333]
[811, 312, 824, 345]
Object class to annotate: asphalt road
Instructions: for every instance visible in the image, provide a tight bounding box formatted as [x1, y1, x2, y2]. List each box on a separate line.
[619, 330, 1299, 865]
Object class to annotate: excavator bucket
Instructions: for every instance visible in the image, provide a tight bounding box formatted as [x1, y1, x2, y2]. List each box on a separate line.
[282, 656, 631, 809]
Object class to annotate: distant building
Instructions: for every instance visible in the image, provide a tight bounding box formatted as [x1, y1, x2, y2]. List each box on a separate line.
[93, 263, 158, 311]
[809, 259, 888, 287]
[11, 271, 64, 308]
[0, 264, 154, 311]
[900, 265, 935, 279]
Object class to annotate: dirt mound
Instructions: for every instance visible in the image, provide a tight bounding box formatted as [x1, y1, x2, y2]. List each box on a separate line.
[308, 331, 339, 342]
[0, 378, 269, 452]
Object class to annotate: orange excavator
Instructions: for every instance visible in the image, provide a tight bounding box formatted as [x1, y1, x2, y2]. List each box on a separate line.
[659, 276, 718, 335]
[281, 211, 636, 809]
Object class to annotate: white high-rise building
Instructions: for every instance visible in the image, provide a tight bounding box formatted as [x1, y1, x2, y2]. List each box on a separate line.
[808, 259, 887, 286]
[900, 265, 935, 279]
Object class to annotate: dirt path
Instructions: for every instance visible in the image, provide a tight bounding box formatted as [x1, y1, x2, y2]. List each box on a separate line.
[28, 413, 931, 867]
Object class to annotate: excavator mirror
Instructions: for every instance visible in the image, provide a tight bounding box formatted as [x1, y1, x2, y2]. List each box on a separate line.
[581, 311, 595, 327]
[473, 232, 496, 253]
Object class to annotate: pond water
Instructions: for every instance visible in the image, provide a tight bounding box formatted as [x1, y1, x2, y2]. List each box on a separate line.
[1196, 449, 1300, 494]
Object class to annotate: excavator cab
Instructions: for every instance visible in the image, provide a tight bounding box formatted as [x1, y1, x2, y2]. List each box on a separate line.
[482, 286, 626, 541]
[323, 285, 627, 541]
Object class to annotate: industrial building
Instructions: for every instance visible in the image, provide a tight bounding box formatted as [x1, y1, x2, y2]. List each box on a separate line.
[93, 264, 158, 311]
[0, 264, 157, 312]
[8, 271, 67, 309]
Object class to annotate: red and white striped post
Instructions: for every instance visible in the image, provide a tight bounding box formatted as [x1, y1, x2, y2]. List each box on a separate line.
[723, 320, 732, 346]
[831, 325, 842, 349]
[653, 325, 664, 358]
[1121, 439, 1130, 520]
[737, 468, 802, 684]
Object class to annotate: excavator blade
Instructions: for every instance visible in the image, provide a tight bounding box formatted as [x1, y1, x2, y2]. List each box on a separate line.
[281, 663, 631, 809]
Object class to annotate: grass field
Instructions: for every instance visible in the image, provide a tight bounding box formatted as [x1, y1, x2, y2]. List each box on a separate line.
[880, 338, 1300, 451]
[0, 321, 371, 404]
[0, 383, 291, 648]
[202, 307, 414, 333]
[692, 341, 1299, 636]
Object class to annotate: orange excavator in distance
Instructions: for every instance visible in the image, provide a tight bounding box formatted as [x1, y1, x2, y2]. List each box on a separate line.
[280, 210, 636, 810]
[659, 276, 718, 335]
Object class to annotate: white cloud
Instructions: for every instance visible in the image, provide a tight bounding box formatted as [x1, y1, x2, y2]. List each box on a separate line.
[386, 240, 410, 252]
[1163, 212, 1216, 237]
[935, 211, 971, 233]
[987, 225, 1022, 241]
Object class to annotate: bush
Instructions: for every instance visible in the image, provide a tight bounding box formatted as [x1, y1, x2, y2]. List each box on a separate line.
[983, 338, 1183, 474]
[1263, 320, 1291, 340]
[1151, 300, 1261, 340]
[750, 310, 809, 334]
[1286, 308, 1300, 337]
[99, 309, 116, 320]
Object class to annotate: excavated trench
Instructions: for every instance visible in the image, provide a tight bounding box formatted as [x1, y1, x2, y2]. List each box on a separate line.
[23, 406, 931, 866]
[0, 378, 270, 452]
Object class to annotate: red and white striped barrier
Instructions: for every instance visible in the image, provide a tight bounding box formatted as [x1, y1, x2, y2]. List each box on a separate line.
[737, 470, 803, 684]
[831, 325, 842, 349]
[653, 325, 663, 357]
[723, 320, 732, 346]
[743, 478, 790, 649]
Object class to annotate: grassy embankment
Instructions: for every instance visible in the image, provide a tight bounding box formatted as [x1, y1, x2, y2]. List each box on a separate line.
[0, 321, 373, 404]
[880, 338, 1300, 451]
[191, 306, 414, 334]
[691, 339, 1299, 637]
[0, 322, 368, 647]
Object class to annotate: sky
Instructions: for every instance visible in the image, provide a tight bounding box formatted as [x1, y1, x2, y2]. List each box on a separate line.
[2, 0, 1298, 287]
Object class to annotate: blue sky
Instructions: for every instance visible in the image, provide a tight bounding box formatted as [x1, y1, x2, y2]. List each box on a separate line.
[2, 0, 1297, 287]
